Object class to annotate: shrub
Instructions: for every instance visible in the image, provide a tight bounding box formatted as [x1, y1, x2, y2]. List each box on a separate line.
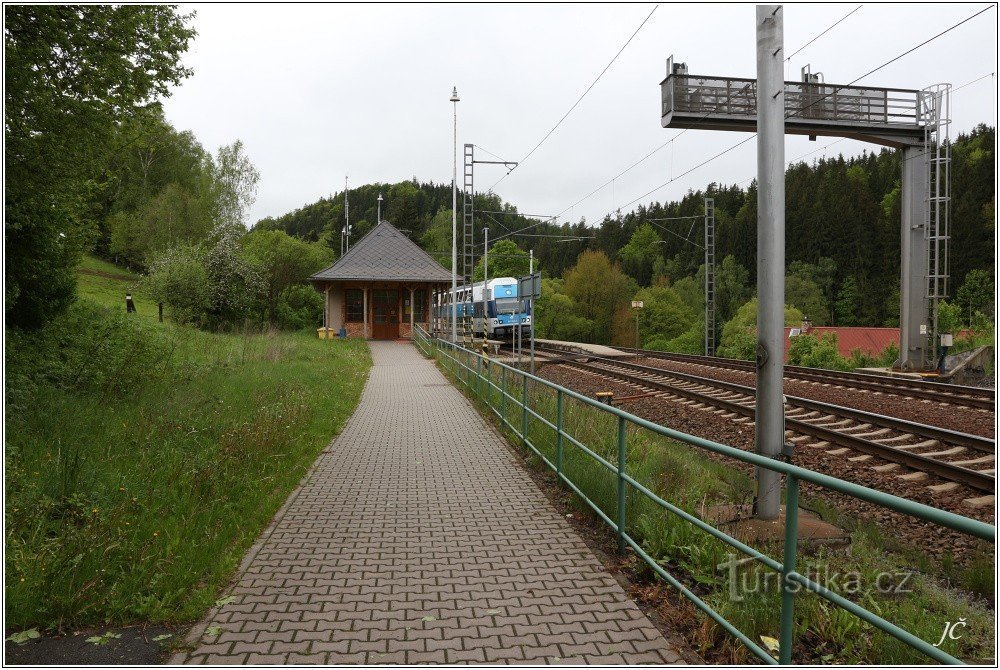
[276, 284, 324, 331]
[145, 244, 210, 325]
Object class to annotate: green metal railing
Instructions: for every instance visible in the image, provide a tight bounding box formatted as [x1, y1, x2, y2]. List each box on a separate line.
[411, 326, 995, 665]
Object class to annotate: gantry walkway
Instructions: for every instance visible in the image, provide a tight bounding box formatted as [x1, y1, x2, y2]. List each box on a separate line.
[174, 341, 683, 665]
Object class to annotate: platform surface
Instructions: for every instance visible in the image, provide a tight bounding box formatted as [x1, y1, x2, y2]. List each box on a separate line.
[172, 340, 683, 665]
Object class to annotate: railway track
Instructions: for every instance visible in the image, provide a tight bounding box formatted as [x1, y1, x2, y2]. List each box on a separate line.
[545, 352, 995, 496]
[616, 348, 996, 411]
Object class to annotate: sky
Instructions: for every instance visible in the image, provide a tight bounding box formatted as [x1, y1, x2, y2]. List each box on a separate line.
[163, 3, 998, 229]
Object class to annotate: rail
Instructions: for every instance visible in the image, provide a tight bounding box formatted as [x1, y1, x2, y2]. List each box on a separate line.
[411, 326, 994, 665]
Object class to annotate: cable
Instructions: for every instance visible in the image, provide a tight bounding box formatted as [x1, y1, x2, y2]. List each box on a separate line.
[488, 5, 659, 192]
[788, 4, 995, 121]
[785, 5, 862, 62]
[952, 71, 995, 94]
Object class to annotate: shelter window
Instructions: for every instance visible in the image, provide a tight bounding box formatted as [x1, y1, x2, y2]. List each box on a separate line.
[345, 289, 364, 322]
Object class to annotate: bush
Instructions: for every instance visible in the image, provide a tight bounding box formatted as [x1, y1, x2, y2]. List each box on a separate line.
[145, 244, 210, 325]
[5, 302, 173, 415]
[787, 332, 851, 370]
[276, 284, 324, 331]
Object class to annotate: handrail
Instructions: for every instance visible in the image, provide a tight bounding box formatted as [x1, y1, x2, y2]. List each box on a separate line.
[412, 326, 995, 665]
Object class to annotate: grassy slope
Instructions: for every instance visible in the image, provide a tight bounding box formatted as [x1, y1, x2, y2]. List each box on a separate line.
[5, 257, 371, 629]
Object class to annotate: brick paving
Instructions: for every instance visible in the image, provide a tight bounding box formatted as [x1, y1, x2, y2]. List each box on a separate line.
[173, 341, 683, 665]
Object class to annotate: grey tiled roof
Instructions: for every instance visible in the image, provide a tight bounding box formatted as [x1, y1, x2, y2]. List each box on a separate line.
[310, 221, 454, 283]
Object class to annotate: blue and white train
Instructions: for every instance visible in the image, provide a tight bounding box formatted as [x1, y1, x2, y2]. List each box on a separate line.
[434, 277, 531, 339]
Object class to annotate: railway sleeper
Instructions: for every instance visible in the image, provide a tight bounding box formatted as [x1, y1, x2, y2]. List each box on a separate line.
[891, 439, 940, 451]
[963, 495, 995, 509]
[838, 423, 873, 434]
[810, 418, 856, 429]
[898, 471, 929, 482]
[848, 454, 873, 462]
[851, 428, 893, 439]
[919, 446, 967, 458]
[951, 455, 995, 467]
[927, 482, 961, 493]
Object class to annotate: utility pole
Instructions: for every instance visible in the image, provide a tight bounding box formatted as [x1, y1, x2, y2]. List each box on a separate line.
[529, 249, 535, 374]
[450, 86, 460, 344]
[754, 4, 785, 521]
[483, 228, 489, 344]
[344, 175, 350, 254]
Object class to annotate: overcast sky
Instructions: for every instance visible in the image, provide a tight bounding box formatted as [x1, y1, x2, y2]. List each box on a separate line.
[163, 3, 997, 230]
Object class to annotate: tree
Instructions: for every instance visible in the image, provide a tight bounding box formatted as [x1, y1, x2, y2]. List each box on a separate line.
[834, 277, 861, 326]
[210, 140, 260, 233]
[623, 283, 696, 346]
[718, 298, 803, 360]
[241, 229, 332, 324]
[563, 251, 637, 343]
[716, 255, 752, 323]
[5, 5, 195, 328]
[204, 230, 265, 328]
[144, 245, 210, 325]
[956, 269, 995, 324]
[534, 279, 594, 342]
[618, 223, 662, 287]
[473, 240, 529, 282]
[785, 274, 830, 325]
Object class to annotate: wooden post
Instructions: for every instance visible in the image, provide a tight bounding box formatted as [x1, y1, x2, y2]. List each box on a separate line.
[409, 286, 415, 337]
[363, 285, 368, 339]
[158, 302, 163, 322]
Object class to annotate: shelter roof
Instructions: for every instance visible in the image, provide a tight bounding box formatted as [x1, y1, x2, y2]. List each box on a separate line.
[310, 220, 453, 283]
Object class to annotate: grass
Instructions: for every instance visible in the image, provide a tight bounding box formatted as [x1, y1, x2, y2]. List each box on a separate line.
[5, 257, 371, 630]
[429, 343, 996, 665]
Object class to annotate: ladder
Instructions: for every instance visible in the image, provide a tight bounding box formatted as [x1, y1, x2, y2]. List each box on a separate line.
[704, 197, 717, 357]
[921, 85, 951, 367]
[463, 144, 475, 284]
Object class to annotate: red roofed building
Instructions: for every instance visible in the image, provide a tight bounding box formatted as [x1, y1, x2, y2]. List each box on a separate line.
[783, 322, 900, 362]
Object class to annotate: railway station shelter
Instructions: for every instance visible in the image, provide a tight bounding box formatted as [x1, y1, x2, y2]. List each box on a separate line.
[310, 221, 453, 339]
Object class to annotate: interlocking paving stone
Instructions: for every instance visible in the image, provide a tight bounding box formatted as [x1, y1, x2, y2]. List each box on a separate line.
[174, 341, 683, 665]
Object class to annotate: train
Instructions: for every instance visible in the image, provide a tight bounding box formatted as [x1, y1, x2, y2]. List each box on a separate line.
[434, 277, 532, 339]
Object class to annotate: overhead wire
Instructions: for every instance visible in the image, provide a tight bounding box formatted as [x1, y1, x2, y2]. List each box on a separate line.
[788, 4, 995, 121]
[487, 5, 659, 192]
[785, 5, 862, 62]
[597, 5, 995, 223]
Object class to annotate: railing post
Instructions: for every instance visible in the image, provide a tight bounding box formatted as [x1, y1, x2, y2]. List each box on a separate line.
[476, 354, 482, 397]
[521, 374, 529, 444]
[779, 474, 799, 664]
[617, 416, 627, 554]
[556, 389, 564, 479]
[501, 365, 507, 424]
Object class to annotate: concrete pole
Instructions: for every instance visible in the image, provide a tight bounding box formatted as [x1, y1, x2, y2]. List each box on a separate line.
[900, 146, 929, 370]
[754, 4, 785, 520]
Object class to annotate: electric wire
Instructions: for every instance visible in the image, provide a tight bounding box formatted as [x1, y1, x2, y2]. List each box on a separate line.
[788, 4, 995, 121]
[785, 5, 862, 62]
[597, 8, 994, 223]
[487, 5, 659, 192]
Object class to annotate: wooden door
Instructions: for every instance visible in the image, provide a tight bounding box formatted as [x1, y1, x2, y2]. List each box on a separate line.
[372, 290, 399, 339]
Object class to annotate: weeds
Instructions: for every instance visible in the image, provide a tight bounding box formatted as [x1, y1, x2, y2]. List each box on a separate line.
[432, 346, 996, 664]
[5, 269, 371, 629]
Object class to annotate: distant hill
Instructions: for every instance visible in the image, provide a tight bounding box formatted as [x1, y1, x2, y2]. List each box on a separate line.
[259, 125, 995, 327]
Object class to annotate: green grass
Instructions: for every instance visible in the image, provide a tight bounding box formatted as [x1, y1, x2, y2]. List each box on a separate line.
[430, 345, 996, 665]
[5, 258, 371, 629]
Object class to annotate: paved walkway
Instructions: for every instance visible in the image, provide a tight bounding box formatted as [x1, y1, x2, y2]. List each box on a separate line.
[174, 341, 682, 665]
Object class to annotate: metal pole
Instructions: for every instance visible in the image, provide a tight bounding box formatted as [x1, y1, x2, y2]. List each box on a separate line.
[344, 175, 349, 254]
[529, 249, 535, 374]
[754, 4, 785, 521]
[450, 88, 460, 344]
[617, 416, 627, 553]
[778, 474, 800, 664]
[483, 227, 489, 344]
